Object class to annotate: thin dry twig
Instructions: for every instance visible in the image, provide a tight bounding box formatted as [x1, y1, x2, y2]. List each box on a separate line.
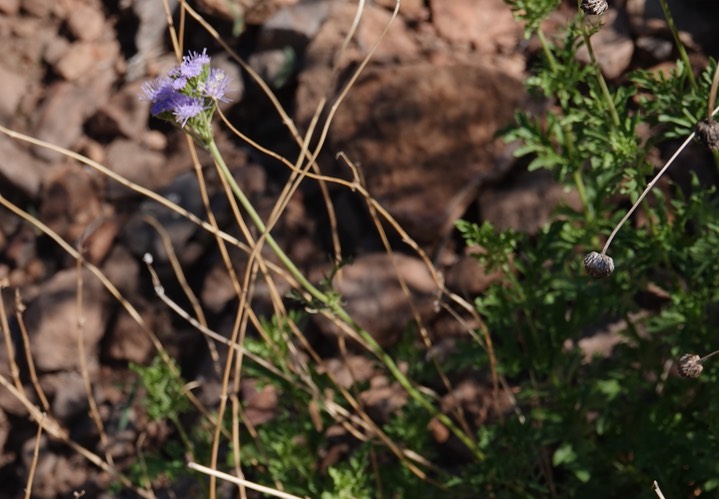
[188, 461, 304, 499]
[653, 480, 667, 499]
[0, 284, 23, 392]
[23, 413, 45, 499]
[74, 251, 114, 466]
[14, 290, 51, 412]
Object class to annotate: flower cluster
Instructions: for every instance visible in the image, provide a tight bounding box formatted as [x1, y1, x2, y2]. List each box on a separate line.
[142, 49, 230, 146]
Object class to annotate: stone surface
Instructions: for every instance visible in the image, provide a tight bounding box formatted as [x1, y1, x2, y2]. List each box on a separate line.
[430, 0, 520, 53]
[0, 135, 46, 198]
[315, 253, 439, 347]
[24, 268, 107, 372]
[576, 9, 634, 79]
[330, 63, 524, 242]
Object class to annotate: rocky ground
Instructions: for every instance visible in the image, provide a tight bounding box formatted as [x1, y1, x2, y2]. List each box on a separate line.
[0, 0, 717, 497]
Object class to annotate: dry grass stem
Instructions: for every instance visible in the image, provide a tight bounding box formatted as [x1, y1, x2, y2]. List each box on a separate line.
[74, 253, 114, 466]
[189, 461, 304, 499]
[23, 413, 45, 499]
[14, 290, 51, 412]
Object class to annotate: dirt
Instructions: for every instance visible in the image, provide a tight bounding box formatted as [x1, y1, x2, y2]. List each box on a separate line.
[0, 0, 717, 497]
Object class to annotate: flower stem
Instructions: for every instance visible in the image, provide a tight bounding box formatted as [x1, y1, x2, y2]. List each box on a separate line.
[206, 139, 484, 460]
[580, 20, 620, 128]
[658, 0, 697, 91]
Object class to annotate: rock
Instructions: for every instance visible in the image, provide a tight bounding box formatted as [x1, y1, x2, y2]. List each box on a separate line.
[295, 2, 420, 128]
[194, 0, 299, 25]
[40, 371, 88, 420]
[0, 0, 19, 15]
[315, 253, 439, 347]
[0, 64, 27, 121]
[430, 0, 520, 53]
[0, 135, 46, 198]
[375, 0, 427, 22]
[103, 139, 167, 198]
[24, 268, 107, 372]
[103, 300, 156, 364]
[576, 9, 634, 79]
[66, 3, 106, 42]
[33, 68, 116, 161]
[358, 375, 408, 422]
[54, 40, 120, 81]
[319, 355, 375, 388]
[241, 378, 278, 426]
[478, 168, 582, 234]
[444, 254, 504, 296]
[131, 0, 179, 74]
[86, 81, 151, 141]
[626, 0, 715, 48]
[329, 63, 524, 242]
[39, 164, 104, 245]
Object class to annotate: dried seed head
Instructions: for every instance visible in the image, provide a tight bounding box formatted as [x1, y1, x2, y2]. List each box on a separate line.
[583, 251, 614, 279]
[678, 354, 703, 379]
[581, 0, 609, 15]
[696, 118, 719, 151]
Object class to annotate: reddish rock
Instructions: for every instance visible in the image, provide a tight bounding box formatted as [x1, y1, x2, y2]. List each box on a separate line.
[66, 3, 106, 42]
[430, 0, 520, 52]
[315, 253, 439, 347]
[24, 268, 107, 372]
[330, 63, 524, 242]
[576, 9, 634, 79]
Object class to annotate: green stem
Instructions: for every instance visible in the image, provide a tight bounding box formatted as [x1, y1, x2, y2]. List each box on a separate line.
[580, 22, 620, 128]
[537, 29, 558, 72]
[658, 0, 697, 91]
[206, 139, 484, 460]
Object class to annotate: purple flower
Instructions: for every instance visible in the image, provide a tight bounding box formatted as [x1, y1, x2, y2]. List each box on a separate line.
[142, 77, 181, 116]
[174, 49, 210, 79]
[201, 67, 230, 102]
[172, 95, 205, 127]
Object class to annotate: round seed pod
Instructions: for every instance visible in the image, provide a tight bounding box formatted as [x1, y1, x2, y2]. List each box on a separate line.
[583, 251, 614, 279]
[696, 118, 719, 151]
[677, 354, 703, 378]
[581, 0, 609, 15]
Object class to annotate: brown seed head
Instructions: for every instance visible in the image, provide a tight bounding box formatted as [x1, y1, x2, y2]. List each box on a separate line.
[584, 251, 614, 279]
[678, 354, 703, 379]
[696, 118, 719, 151]
[581, 0, 609, 15]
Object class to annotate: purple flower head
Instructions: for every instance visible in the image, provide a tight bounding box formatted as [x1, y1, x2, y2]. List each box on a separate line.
[142, 77, 182, 116]
[201, 67, 231, 102]
[173, 48, 210, 79]
[172, 95, 206, 127]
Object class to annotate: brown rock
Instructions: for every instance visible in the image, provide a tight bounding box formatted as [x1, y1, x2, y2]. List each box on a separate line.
[0, 0, 19, 15]
[430, 0, 520, 52]
[0, 135, 46, 198]
[33, 68, 116, 161]
[330, 63, 524, 242]
[479, 168, 582, 234]
[295, 2, 420, 128]
[241, 378, 279, 426]
[315, 253, 439, 347]
[104, 139, 167, 198]
[40, 164, 104, 244]
[195, 0, 299, 24]
[66, 3, 106, 42]
[0, 64, 26, 120]
[24, 268, 107, 372]
[54, 41, 120, 81]
[87, 81, 151, 141]
[576, 9, 634, 79]
[104, 304, 155, 364]
[358, 375, 408, 421]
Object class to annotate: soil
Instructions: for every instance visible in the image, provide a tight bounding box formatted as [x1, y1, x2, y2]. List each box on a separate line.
[0, 0, 718, 497]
